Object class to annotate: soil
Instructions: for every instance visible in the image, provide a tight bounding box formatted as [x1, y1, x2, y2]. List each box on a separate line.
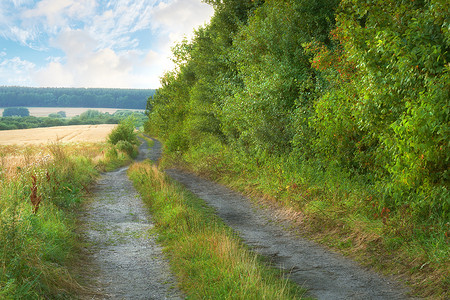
[77, 138, 183, 299]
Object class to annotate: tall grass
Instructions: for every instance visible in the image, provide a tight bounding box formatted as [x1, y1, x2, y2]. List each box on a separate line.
[128, 161, 308, 299]
[0, 141, 134, 299]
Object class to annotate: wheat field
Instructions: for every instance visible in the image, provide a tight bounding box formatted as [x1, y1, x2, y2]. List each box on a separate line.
[0, 124, 116, 145]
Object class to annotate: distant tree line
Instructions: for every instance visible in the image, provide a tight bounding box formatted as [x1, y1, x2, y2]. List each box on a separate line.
[0, 86, 155, 109]
[0, 109, 147, 131]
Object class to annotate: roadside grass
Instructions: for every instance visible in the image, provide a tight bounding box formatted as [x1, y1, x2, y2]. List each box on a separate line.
[128, 161, 309, 299]
[159, 137, 449, 299]
[0, 141, 135, 299]
[138, 132, 155, 148]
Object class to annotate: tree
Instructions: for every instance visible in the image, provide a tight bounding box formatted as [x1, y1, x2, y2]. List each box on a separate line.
[222, 0, 339, 156]
[308, 0, 449, 218]
[108, 115, 139, 146]
[2, 107, 30, 117]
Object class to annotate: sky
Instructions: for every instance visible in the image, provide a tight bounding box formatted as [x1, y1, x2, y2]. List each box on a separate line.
[0, 0, 214, 89]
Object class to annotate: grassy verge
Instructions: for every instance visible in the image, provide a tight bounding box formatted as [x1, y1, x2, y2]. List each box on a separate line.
[138, 132, 155, 148]
[0, 141, 135, 299]
[158, 137, 449, 299]
[128, 161, 309, 299]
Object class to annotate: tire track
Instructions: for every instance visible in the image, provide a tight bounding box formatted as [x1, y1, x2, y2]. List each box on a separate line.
[145, 135, 416, 300]
[78, 139, 183, 299]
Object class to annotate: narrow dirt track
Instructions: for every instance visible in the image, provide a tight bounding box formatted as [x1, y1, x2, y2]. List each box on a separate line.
[78, 138, 182, 299]
[143, 135, 415, 300]
[79, 137, 415, 299]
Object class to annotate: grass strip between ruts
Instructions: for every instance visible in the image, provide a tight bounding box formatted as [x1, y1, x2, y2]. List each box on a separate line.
[128, 161, 310, 300]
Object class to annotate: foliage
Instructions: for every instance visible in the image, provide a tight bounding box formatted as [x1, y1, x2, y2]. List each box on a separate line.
[0, 86, 154, 109]
[2, 107, 30, 117]
[0, 144, 99, 298]
[225, 0, 339, 156]
[48, 111, 66, 118]
[0, 110, 147, 131]
[307, 0, 450, 219]
[0, 136, 139, 298]
[108, 115, 139, 146]
[145, 0, 449, 297]
[116, 140, 138, 158]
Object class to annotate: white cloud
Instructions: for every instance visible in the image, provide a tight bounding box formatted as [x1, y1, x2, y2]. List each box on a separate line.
[0, 0, 215, 88]
[22, 0, 72, 27]
[22, 0, 96, 27]
[0, 0, 95, 47]
[87, 0, 157, 50]
[152, 0, 214, 43]
[9, 26, 34, 45]
[54, 29, 97, 55]
[0, 56, 36, 86]
[12, 0, 34, 7]
[34, 61, 74, 86]
[32, 29, 159, 88]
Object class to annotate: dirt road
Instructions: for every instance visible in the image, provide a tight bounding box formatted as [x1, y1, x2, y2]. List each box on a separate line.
[79, 137, 414, 299]
[78, 139, 182, 299]
[152, 133, 414, 300]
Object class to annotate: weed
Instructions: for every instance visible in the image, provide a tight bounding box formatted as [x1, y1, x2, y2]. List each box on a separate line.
[0, 142, 108, 298]
[29, 174, 41, 214]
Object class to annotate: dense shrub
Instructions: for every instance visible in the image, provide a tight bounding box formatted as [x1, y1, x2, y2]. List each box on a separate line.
[0, 110, 147, 131]
[108, 115, 139, 146]
[116, 140, 137, 158]
[145, 2, 449, 294]
[307, 0, 450, 219]
[2, 107, 29, 117]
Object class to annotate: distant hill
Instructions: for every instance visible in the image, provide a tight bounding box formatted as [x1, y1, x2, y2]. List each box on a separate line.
[0, 86, 155, 109]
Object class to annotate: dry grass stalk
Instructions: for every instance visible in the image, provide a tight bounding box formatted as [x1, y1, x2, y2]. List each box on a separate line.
[30, 174, 41, 214]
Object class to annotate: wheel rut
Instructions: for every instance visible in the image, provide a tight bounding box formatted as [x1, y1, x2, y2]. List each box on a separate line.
[144, 134, 416, 300]
[77, 138, 182, 299]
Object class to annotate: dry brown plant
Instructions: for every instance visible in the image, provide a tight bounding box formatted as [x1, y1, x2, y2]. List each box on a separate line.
[30, 174, 42, 214]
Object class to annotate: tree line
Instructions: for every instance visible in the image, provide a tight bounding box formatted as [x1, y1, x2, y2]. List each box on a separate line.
[0, 86, 155, 109]
[0, 109, 147, 131]
[146, 0, 448, 225]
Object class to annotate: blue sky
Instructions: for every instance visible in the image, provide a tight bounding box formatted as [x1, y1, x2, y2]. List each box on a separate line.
[0, 0, 214, 88]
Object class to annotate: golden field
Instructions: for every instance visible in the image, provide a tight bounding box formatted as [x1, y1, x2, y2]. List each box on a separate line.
[0, 124, 116, 145]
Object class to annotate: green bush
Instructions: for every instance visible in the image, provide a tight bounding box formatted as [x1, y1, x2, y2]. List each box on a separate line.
[165, 132, 189, 153]
[116, 140, 137, 158]
[105, 146, 118, 160]
[0, 146, 98, 298]
[107, 115, 139, 146]
[2, 107, 29, 117]
[48, 111, 66, 118]
[144, 1, 449, 296]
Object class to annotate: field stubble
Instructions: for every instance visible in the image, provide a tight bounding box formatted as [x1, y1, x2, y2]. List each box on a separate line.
[0, 124, 116, 145]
